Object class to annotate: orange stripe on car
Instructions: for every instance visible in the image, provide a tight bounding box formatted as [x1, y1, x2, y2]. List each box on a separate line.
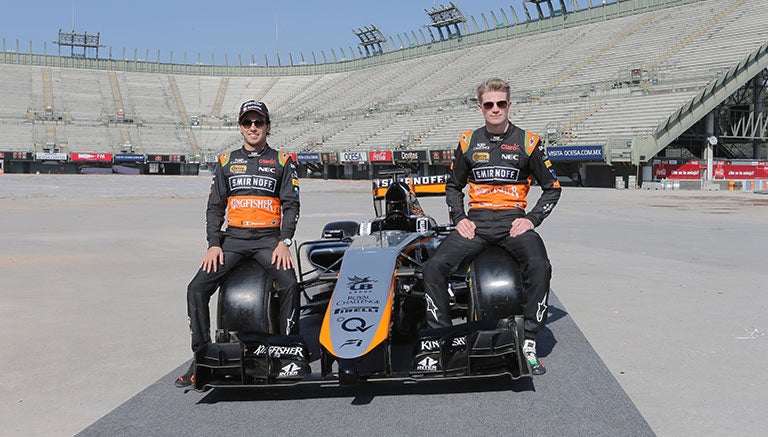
[361, 271, 396, 356]
[319, 300, 334, 353]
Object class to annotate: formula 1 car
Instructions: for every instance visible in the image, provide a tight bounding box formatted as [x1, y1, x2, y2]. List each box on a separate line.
[192, 170, 532, 391]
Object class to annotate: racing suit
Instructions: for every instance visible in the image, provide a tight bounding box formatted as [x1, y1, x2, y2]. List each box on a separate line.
[423, 123, 561, 337]
[187, 145, 300, 353]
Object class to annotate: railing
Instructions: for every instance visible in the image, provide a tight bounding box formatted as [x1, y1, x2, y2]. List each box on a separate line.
[0, 0, 698, 77]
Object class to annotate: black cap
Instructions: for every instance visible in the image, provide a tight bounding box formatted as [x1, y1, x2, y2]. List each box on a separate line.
[238, 100, 269, 121]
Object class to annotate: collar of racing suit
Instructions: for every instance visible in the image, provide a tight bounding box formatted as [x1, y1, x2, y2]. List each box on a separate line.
[244, 144, 269, 158]
[484, 123, 512, 144]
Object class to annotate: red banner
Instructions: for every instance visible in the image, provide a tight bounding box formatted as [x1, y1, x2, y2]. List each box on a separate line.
[70, 153, 113, 162]
[718, 163, 768, 179]
[665, 162, 701, 180]
[368, 150, 392, 163]
[654, 160, 768, 180]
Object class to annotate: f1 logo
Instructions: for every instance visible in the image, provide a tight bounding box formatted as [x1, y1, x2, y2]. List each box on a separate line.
[340, 339, 363, 348]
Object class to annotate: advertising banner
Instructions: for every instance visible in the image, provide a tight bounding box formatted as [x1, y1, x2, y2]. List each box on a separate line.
[1, 151, 34, 161]
[114, 153, 145, 163]
[654, 160, 768, 180]
[393, 150, 426, 163]
[296, 153, 322, 163]
[321, 153, 338, 165]
[372, 174, 448, 197]
[668, 162, 701, 179]
[717, 162, 768, 179]
[35, 152, 68, 161]
[70, 153, 113, 162]
[368, 150, 393, 163]
[429, 149, 453, 165]
[547, 145, 603, 161]
[147, 154, 186, 163]
[338, 151, 368, 164]
[652, 159, 684, 179]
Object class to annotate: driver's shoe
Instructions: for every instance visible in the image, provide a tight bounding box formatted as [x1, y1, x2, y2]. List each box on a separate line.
[174, 362, 195, 388]
[522, 339, 546, 375]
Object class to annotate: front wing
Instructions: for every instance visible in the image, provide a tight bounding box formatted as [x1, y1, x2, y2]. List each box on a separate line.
[191, 319, 530, 391]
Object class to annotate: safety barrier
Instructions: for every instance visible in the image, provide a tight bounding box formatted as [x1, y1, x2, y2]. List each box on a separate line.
[653, 179, 767, 191]
[728, 180, 768, 191]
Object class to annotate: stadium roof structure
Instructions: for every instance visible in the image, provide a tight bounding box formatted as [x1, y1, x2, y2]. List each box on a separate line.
[0, 0, 766, 166]
[53, 29, 104, 59]
[2, 0, 603, 69]
[354, 25, 387, 57]
[424, 3, 467, 41]
[525, 0, 570, 19]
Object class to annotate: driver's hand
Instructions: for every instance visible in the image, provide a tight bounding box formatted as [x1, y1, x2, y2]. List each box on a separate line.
[272, 242, 295, 270]
[456, 218, 476, 239]
[200, 246, 224, 273]
[509, 217, 534, 237]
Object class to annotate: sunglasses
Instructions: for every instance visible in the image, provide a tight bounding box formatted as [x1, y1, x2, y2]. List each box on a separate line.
[240, 119, 267, 128]
[482, 100, 509, 110]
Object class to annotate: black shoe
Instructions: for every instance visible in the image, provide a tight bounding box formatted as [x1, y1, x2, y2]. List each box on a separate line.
[174, 362, 195, 388]
[522, 339, 546, 376]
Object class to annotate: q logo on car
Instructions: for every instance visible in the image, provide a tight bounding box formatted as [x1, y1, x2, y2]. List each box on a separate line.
[341, 317, 372, 333]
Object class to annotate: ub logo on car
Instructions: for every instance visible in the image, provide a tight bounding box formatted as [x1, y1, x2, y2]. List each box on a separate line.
[346, 275, 377, 290]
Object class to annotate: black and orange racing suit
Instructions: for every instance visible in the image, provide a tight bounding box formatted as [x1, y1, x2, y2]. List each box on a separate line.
[423, 123, 561, 337]
[187, 145, 300, 353]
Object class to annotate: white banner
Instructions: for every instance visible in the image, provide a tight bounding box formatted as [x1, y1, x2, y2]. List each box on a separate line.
[338, 151, 368, 164]
[35, 152, 68, 161]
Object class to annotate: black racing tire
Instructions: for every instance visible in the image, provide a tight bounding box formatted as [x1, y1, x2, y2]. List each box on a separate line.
[216, 258, 278, 335]
[467, 246, 524, 322]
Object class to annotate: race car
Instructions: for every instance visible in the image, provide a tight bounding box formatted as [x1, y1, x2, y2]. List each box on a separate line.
[191, 170, 532, 391]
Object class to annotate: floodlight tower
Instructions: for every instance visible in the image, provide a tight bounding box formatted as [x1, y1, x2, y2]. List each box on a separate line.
[354, 25, 387, 57]
[53, 28, 104, 58]
[424, 3, 467, 41]
[525, 0, 568, 18]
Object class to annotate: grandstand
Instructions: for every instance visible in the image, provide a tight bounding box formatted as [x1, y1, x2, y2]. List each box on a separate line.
[1, 0, 766, 186]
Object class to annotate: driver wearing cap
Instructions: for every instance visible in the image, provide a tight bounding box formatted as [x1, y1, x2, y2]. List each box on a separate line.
[176, 100, 301, 388]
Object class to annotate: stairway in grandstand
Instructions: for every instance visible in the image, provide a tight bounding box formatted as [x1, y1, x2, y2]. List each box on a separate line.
[108, 71, 125, 116]
[211, 77, 229, 118]
[167, 74, 200, 156]
[41, 68, 54, 112]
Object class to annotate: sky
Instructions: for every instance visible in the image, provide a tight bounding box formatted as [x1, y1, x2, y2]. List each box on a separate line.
[0, 0, 601, 65]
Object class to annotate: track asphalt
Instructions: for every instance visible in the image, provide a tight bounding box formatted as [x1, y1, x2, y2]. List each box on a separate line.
[79, 294, 652, 437]
[1, 174, 765, 436]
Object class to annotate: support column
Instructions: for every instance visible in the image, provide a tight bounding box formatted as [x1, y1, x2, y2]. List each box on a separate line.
[705, 111, 715, 181]
[753, 77, 765, 159]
